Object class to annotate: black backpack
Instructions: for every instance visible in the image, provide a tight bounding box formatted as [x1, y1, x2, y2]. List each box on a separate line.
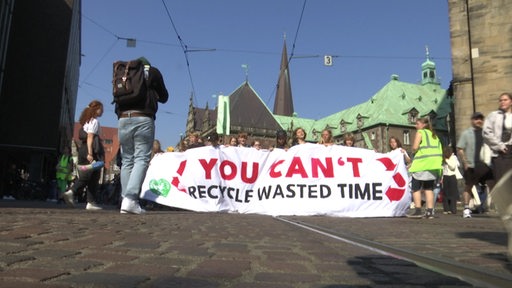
[112, 59, 149, 105]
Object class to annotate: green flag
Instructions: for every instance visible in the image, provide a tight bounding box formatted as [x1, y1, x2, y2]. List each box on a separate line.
[216, 95, 230, 135]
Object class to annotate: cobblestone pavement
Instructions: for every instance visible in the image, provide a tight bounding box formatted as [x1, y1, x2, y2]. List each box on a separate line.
[0, 200, 511, 287]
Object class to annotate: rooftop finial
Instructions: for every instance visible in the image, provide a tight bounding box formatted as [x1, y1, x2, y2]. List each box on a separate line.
[241, 64, 249, 82]
[425, 45, 430, 60]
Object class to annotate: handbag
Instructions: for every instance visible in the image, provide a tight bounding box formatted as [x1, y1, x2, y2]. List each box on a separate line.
[480, 143, 492, 166]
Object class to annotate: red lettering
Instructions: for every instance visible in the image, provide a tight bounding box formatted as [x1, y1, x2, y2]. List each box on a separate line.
[311, 157, 334, 178]
[347, 157, 363, 177]
[199, 158, 218, 179]
[286, 157, 308, 178]
[241, 161, 259, 184]
[270, 160, 285, 178]
[220, 160, 237, 180]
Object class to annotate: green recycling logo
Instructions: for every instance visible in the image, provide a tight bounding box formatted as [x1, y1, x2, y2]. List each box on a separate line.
[149, 178, 171, 197]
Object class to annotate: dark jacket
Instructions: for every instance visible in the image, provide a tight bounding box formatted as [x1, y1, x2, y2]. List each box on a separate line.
[116, 66, 169, 119]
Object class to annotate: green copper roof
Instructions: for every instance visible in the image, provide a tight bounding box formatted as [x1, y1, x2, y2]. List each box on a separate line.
[273, 75, 450, 140]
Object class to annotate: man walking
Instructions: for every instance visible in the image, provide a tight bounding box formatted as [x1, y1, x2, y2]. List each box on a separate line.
[116, 57, 168, 214]
[457, 112, 493, 218]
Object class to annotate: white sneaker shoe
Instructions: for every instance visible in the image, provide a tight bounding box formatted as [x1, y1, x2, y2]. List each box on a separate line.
[463, 208, 472, 218]
[63, 190, 75, 207]
[120, 198, 146, 214]
[86, 202, 102, 210]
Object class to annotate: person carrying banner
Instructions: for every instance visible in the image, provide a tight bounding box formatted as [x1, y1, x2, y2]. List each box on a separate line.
[406, 117, 443, 219]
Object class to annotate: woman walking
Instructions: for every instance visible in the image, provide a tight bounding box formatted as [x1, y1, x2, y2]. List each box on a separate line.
[407, 117, 443, 219]
[63, 100, 105, 210]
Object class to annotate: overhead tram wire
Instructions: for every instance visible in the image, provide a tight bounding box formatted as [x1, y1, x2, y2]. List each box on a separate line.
[81, 37, 119, 84]
[81, 12, 205, 118]
[287, 0, 307, 66]
[161, 0, 201, 107]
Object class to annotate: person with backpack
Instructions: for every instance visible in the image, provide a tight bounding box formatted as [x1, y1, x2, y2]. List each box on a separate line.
[114, 57, 168, 214]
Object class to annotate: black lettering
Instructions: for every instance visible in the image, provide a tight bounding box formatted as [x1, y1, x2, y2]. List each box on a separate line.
[257, 186, 272, 200]
[234, 188, 243, 203]
[273, 185, 285, 199]
[297, 184, 307, 198]
[320, 184, 331, 198]
[245, 189, 253, 203]
[372, 183, 383, 200]
[219, 185, 227, 198]
[286, 184, 296, 198]
[188, 186, 197, 199]
[227, 187, 235, 199]
[308, 184, 318, 198]
[338, 183, 347, 198]
[197, 185, 207, 198]
[207, 185, 218, 199]
[355, 183, 370, 200]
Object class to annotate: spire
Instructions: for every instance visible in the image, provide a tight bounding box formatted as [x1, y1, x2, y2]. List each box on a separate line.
[273, 39, 294, 116]
[421, 46, 439, 85]
[186, 92, 195, 133]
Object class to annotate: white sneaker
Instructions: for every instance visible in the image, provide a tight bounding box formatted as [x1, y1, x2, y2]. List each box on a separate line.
[86, 202, 102, 210]
[120, 198, 146, 214]
[63, 190, 75, 207]
[463, 208, 472, 218]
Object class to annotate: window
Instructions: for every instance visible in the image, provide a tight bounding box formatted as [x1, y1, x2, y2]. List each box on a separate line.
[339, 120, 346, 133]
[403, 130, 410, 145]
[357, 115, 363, 128]
[408, 111, 418, 124]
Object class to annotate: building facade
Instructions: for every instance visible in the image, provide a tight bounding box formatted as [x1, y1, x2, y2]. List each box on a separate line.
[0, 0, 81, 191]
[448, 0, 512, 138]
[186, 42, 451, 154]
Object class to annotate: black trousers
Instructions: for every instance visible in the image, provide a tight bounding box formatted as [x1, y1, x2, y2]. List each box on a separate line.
[70, 169, 101, 203]
[493, 146, 512, 183]
[442, 175, 458, 214]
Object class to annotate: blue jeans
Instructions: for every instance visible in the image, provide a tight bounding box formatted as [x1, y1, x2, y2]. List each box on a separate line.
[118, 116, 154, 200]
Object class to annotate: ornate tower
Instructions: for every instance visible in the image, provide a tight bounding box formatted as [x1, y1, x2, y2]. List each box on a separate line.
[421, 47, 439, 85]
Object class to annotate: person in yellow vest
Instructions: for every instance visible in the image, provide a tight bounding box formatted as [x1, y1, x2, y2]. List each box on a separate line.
[56, 146, 74, 200]
[407, 117, 443, 219]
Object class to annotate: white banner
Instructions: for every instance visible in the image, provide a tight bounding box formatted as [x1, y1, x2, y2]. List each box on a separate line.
[141, 143, 411, 217]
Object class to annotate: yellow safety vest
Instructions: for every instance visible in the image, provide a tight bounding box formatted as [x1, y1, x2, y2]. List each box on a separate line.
[409, 129, 443, 174]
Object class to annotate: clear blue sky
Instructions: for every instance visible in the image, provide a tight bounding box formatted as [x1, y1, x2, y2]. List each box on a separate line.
[78, 0, 452, 149]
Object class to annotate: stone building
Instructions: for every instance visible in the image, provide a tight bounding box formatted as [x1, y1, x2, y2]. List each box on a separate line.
[448, 0, 512, 138]
[277, 50, 451, 154]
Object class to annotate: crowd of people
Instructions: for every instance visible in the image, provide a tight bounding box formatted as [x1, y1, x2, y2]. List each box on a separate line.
[4, 57, 511, 224]
[175, 128, 364, 153]
[405, 92, 512, 220]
